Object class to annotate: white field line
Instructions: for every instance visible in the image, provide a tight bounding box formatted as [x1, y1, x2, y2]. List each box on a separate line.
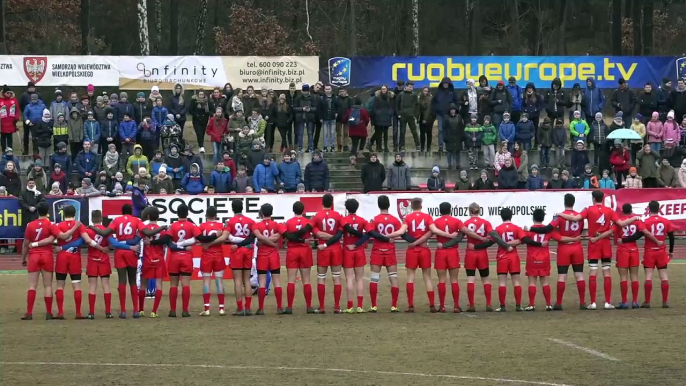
[547, 338, 620, 361]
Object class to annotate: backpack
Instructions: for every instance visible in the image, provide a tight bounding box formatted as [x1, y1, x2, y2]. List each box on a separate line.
[348, 108, 361, 125]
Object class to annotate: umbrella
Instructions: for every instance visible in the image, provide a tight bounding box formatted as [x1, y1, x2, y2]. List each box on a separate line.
[607, 128, 642, 141]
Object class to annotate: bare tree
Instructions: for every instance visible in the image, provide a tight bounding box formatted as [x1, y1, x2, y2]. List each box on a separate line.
[642, 0, 653, 55]
[511, 0, 520, 54]
[468, 0, 482, 55]
[0, 0, 7, 54]
[81, 0, 90, 54]
[137, 0, 150, 55]
[558, 0, 568, 55]
[153, 0, 162, 54]
[611, 0, 622, 55]
[170, 0, 179, 54]
[632, 0, 642, 55]
[194, 0, 208, 55]
[411, 0, 419, 55]
[349, 0, 357, 56]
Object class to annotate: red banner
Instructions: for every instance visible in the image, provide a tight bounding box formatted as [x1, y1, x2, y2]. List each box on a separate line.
[605, 189, 686, 230]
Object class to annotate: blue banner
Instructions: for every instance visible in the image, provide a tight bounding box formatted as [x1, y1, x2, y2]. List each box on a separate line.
[323, 56, 684, 89]
[0, 197, 90, 239]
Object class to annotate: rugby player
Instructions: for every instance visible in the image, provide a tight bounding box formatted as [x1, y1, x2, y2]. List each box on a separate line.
[137, 207, 175, 318]
[166, 204, 200, 317]
[339, 199, 369, 313]
[281, 201, 315, 314]
[309, 194, 344, 314]
[252, 204, 284, 315]
[224, 200, 256, 315]
[641, 200, 674, 308]
[196, 206, 229, 316]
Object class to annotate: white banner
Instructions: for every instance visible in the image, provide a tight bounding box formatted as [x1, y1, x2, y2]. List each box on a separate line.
[0, 56, 120, 86]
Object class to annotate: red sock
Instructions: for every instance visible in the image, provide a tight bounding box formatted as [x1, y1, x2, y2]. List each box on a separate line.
[236, 298, 243, 311]
[245, 296, 252, 310]
[169, 287, 178, 311]
[589, 276, 597, 304]
[451, 283, 460, 308]
[303, 284, 312, 308]
[258, 287, 266, 310]
[514, 285, 522, 306]
[427, 290, 435, 307]
[604, 276, 612, 304]
[467, 283, 475, 307]
[203, 292, 211, 311]
[391, 286, 399, 307]
[129, 285, 139, 313]
[484, 283, 492, 306]
[287, 283, 296, 308]
[661, 280, 670, 303]
[644, 280, 653, 304]
[217, 294, 225, 309]
[543, 285, 551, 306]
[152, 289, 162, 313]
[576, 280, 586, 304]
[347, 300, 353, 309]
[88, 293, 96, 314]
[620, 280, 628, 303]
[118, 284, 127, 313]
[27, 289, 36, 315]
[275, 286, 283, 310]
[357, 295, 363, 308]
[56, 289, 64, 315]
[528, 286, 537, 306]
[370, 282, 378, 307]
[317, 283, 326, 309]
[333, 284, 342, 309]
[138, 289, 146, 312]
[44, 296, 53, 315]
[556, 281, 566, 305]
[181, 286, 190, 313]
[631, 281, 639, 304]
[104, 293, 112, 314]
[437, 283, 446, 307]
[498, 286, 507, 306]
[73, 290, 82, 317]
[406, 283, 415, 307]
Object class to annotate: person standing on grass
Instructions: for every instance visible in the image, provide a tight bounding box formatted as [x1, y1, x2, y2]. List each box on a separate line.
[280, 201, 316, 314]
[252, 204, 285, 315]
[641, 200, 674, 308]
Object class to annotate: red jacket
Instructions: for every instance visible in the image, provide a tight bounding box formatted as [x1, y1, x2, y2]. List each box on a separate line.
[206, 116, 228, 142]
[344, 107, 370, 138]
[0, 93, 20, 134]
[609, 148, 630, 172]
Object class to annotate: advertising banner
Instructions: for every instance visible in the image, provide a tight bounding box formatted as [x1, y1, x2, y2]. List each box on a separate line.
[0, 196, 89, 239]
[323, 56, 680, 89]
[606, 189, 686, 229]
[0, 56, 119, 86]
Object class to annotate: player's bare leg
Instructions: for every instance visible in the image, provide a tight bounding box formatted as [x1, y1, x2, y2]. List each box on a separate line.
[331, 265, 343, 313]
[436, 269, 447, 312]
[422, 267, 437, 312]
[448, 268, 460, 313]
[617, 267, 630, 309]
[242, 270, 253, 315]
[180, 274, 192, 317]
[387, 265, 400, 312]
[369, 265, 382, 312]
[316, 265, 329, 313]
[405, 268, 416, 312]
[300, 267, 313, 313]
[232, 269, 245, 315]
[149, 278, 163, 317]
[168, 275, 179, 317]
[629, 266, 640, 308]
[343, 267, 356, 313]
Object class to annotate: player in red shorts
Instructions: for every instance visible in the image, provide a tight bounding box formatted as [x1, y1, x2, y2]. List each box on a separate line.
[280, 201, 315, 314]
[252, 204, 284, 315]
[166, 204, 200, 317]
[557, 190, 636, 310]
[222, 200, 256, 315]
[339, 199, 369, 313]
[614, 204, 661, 309]
[196, 206, 231, 316]
[641, 200, 674, 308]
[353, 195, 402, 312]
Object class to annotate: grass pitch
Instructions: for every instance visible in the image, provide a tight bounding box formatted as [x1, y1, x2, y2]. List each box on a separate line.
[1, 265, 685, 386]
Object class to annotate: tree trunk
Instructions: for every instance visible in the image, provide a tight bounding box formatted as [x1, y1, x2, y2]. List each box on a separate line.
[632, 0, 642, 55]
[170, 0, 179, 54]
[154, 0, 162, 54]
[470, 0, 481, 55]
[642, 0, 653, 55]
[511, 0, 520, 55]
[611, 0, 622, 55]
[558, 0, 568, 55]
[80, 0, 90, 54]
[411, 0, 419, 55]
[137, 0, 151, 55]
[194, 0, 208, 55]
[0, 0, 7, 54]
[349, 0, 357, 56]
[464, 0, 472, 55]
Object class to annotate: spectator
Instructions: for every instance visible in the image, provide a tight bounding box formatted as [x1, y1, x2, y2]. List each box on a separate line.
[181, 163, 206, 194]
[229, 109, 248, 145]
[447, 170, 468, 191]
[494, 141, 511, 175]
[208, 87, 227, 116]
[93, 96, 108, 123]
[311, 82, 324, 148]
[624, 167, 643, 188]
[656, 78, 671, 120]
[637, 83, 659, 122]
[136, 167, 151, 187]
[119, 112, 137, 165]
[242, 86, 262, 123]
[293, 84, 318, 153]
[246, 139, 265, 176]
[544, 78, 566, 123]
[460, 79, 479, 126]
[126, 144, 149, 177]
[361, 153, 385, 193]
[345, 96, 370, 159]
[472, 169, 495, 190]
[235, 127, 253, 169]
[277, 152, 302, 192]
[304, 150, 330, 192]
[481, 115, 497, 169]
[583, 77, 605, 127]
[678, 159, 686, 187]
[498, 158, 518, 189]
[537, 117, 552, 169]
[149, 150, 164, 175]
[69, 91, 83, 111]
[231, 165, 250, 193]
[477, 76, 492, 123]
[76, 140, 99, 179]
[0, 160, 20, 196]
[567, 83, 585, 121]
[490, 80, 512, 129]
[22, 93, 46, 155]
[275, 94, 293, 152]
[164, 145, 184, 188]
[514, 142, 529, 189]
[50, 142, 70, 176]
[515, 112, 535, 151]
[335, 88, 352, 152]
[102, 143, 119, 178]
[646, 111, 664, 154]
[552, 118, 567, 169]
[83, 111, 101, 154]
[611, 79, 636, 127]
[95, 170, 109, 190]
[630, 114, 647, 163]
[49, 163, 68, 194]
[443, 103, 464, 170]
[151, 97, 168, 128]
[247, 108, 267, 148]
[32, 109, 53, 161]
[152, 167, 174, 194]
[168, 83, 188, 128]
[231, 89, 244, 115]
[581, 163, 598, 189]
[571, 140, 590, 178]
[598, 169, 616, 189]
[99, 107, 118, 155]
[547, 168, 563, 189]
[206, 107, 229, 165]
[506, 77, 523, 123]
[396, 81, 420, 151]
[188, 90, 211, 154]
[570, 110, 590, 144]
[130, 92, 150, 125]
[670, 78, 686, 121]
[182, 143, 203, 177]
[0, 147, 19, 173]
[521, 83, 542, 141]
[253, 155, 280, 193]
[386, 153, 411, 191]
[129, 180, 148, 217]
[610, 140, 631, 188]
[526, 164, 544, 191]
[137, 116, 157, 160]
[498, 112, 515, 152]
[86, 84, 95, 101]
[0, 86, 19, 152]
[417, 87, 435, 152]
[27, 160, 47, 192]
[48, 113, 68, 153]
[319, 85, 338, 153]
[590, 112, 610, 171]
[210, 161, 232, 193]
[296, 183, 305, 193]
[369, 85, 394, 152]
[115, 92, 134, 123]
[560, 170, 577, 188]
[433, 77, 458, 150]
[48, 181, 63, 195]
[18, 82, 40, 118]
[464, 113, 483, 170]
[657, 158, 677, 187]
[245, 186, 254, 193]
[636, 144, 658, 187]
[221, 151, 236, 180]
[161, 113, 183, 154]
[663, 111, 680, 158]
[427, 166, 445, 191]
[49, 90, 69, 124]
[223, 83, 234, 106]
[18, 178, 46, 227]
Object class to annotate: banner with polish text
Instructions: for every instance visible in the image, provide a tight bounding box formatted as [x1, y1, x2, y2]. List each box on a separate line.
[0, 56, 120, 87]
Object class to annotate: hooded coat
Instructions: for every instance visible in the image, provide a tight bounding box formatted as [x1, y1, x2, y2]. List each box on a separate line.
[372, 90, 395, 127]
[442, 107, 464, 152]
[278, 159, 302, 191]
[544, 78, 566, 116]
[515, 118, 535, 143]
[253, 161, 280, 192]
[0, 91, 20, 134]
[583, 78, 606, 117]
[657, 163, 677, 187]
[498, 163, 518, 189]
[506, 82, 524, 112]
[152, 173, 174, 193]
[181, 163, 206, 194]
[476, 75, 492, 117]
[432, 77, 458, 117]
[387, 158, 411, 190]
[637, 89, 659, 119]
[304, 157, 330, 191]
[636, 149, 658, 179]
[521, 83, 543, 117]
[361, 157, 385, 193]
[168, 83, 188, 120]
[67, 108, 83, 143]
[490, 83, 512, 114]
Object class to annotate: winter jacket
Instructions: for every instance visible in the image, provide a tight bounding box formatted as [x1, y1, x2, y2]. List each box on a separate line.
[678, 162, 686, 187]
[208, 96, 227, 117]
[278, 160, 302, 191]
[18, 188, 46, 226]
[372, 90, 395, 127]
[583, 78, 605, 117]
[150, 159, 164, 175]
[242, 94, 262, 118]
[100, 117, 118, 141]
[137, 121, 156, 142]
[23, 101, 46, 124]
[253, 162, 280, 192]
[547, 177, 563, 189]
[164, 154, 184, 180]
[610, 148, 631, 173]
[126, 145, 150, 175]
[75, 149, 99, 177]
[50, 151, 70, 176]
[50, 100, 70, 123]
[481, 123, 497, 146]
[395, 90, 418, 119]
[598, 177, 616, 189]
[498, 121, 515, 144]
[670, 88, 686, 119]
[387, 161, 411, 190]
[151, 106, 169, 127]
[417, 93, 436, 127]
[560, 177, 578, 189]
[624, 175, 643, 188]
[433, 77, 458, 117]
[472, 177, 495, 190]
[182, 152, 204, 177]
[657, 164, 677, 187]
[637, 91, 659, 119]
[494, 150, 511, 173]
[337, 95, 353, 123]
[552, 123, 567, 147]
[477, 75, 493, 117]
[498, 165, 518, 189]
[521, 84, 543, 117]
[168, 83, 188, 119]
[274, 103, 293, 128]
[67, 109, 84, 143]
[455, 177, 472, 191]
[304, 158, 330, 191]
[544, 78, 566, 116]
[636, 149, 658, 179]
[515, 120, 535, 143]
[93, 105, 108, 123]
[293, 93, 318, 123]
[630, 122, 647, 145]
[361, 159, 386, 193]
[49, 170, 69, 194]
[118, 120, 138, 141]
[490, 85, 512, 114]
[182, 169, 206, 195]
[571, 149, 589, 177]
[567, 85, 585, 117]
[0, 93, 20, 134]
[506, 83, 524, 112]
[246, 148, 265, 175]
[206, 116, 229, 143]
[189, 96, 211, 128]
[515, 151, 529, 182]
[464, 123, 483, 147]
[537, 119, 552, 147]
[526, 174, 544, 190]
[590, 119, 608, 144]
[427, 176, 445, 191]
[319, 94, 338, 121]
[152, 174, 174, 194]
[27, 168, 47, 192]
[663, 120, 681, 146]
[569, 119, 590, 139]
[0, 169, 21, 196]
[442, 112, 464, 152]
[83, 119, 101, 144]
[611, 87, 636, 116]
[646, 120, 664, 143]
[132, 101, 152, 124]
[345, 106, 371, 138]
[115, 101, 134, 122]
[209, 169, 232, 193]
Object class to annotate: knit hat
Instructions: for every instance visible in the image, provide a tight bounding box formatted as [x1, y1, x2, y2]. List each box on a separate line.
[530, 164, 538, 171]
[615, 111, 623, 119]
[110, 93, 119, 100]
[480, 169, 488, 177]
[561, 170, 570, 176]
[159, 164, 167, 174]
[119, 92, 128, 99]
[573, 110, 581, 117]
[432, 166, 440, 174]
[652, 111, 659, 119]
[595, 112, 603, 119]
[576, 139, 585, 146]
[252, 139, 261, 147]
[151, 85, 160, 93]
[137, 92, 145, 98]
[629, 167, 637, 174]
[108, 143, 116, 151]
[522, 112, 529, 119]
[57, 142, 67, 150]
[585, 163, 592, 170]
[166, 114, 175, 121]
[28, 81, 35, 88]
[82, 177, 92, 186]
[618, 78, 626, 85]
[99, 170, 107, 176]
[552, 168, 560, 176]
[96, 96, 103, 104]
[289, 82, 296, 88]
[302, 83, 310, 91]
[460, 170, 467, 178]
[508, 76, 516, 82]
[33, 159, 43, 167]
[2, 85, 10, 93]
[55, 89, 62, 96]
[634, 113, 643, 120]
[54, 163, 61, 170]
[52, 181, 60, 190]
[663, 77, 671, 84]
[668, 110, 675, 119]
[497, 80, 505, 85]
[466, 79, 475, 87]
[87, 84, 95, 92]
[470, 113, 478, 120]
[503, 112, 510, 117]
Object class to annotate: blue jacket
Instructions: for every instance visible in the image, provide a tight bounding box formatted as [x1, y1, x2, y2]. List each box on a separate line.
[432, 77, 458, 117]
[0, 154, 20, 173]
[210, 170, 232, 193]
[99, 118, 118, 141]
[23, 101, 46, 124]
[151, 106, 169, 127]
[499, 121, 516, 143]
[131, 186, 149, 217]
[278, 160, 302, 190]
[49, 152, 70, 175]
[83, 120, 101, 143]
[181, 170, 206, 194]
[115, 102, 135, 122]
[516, 120, 535, 142]
[118, 120, 138, 140]
[595, 177, 616, 189]
[150, 160, 164, 175]
[583, 78, 605, 117]
[526, 174, 544, 190]
[507, 84, 524, 112]
[253, 162, 280, 192]
[75, 150, 99, 177]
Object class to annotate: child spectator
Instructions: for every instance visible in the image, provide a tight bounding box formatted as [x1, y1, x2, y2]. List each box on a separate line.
[118, 112, 137, 165]
[181, 163, 206, 195]
[221, 151, 236, 181]
[646, 111, 664, 154]
[48, 181, 63, 195]
[598, 169, 616, 189]
[552, 118, 567, 169]
[152, 167, 174, 194]
[52, 113, 69, 151]
[427, 166, 445, 191]
[610, 140, 631, 188]
[494, 141, 511, 175]
[630, 114, 646, 163]
[657, 158, 677, 187]
[49, 163, 68, 194]
[481, 115, 497, 169]
[103, 143, 119, 178]
[125, 144, 149, 178]
[526, 164, 543, 190]
[498, 112, 515, 151]
[83, 111, 101, 154]
[515, 112, 535, 151]
[210, 161, 232, 193]
[164, 144, 184, 189]
[99, 107, 118, 156]
[33, 109, 53, 162]
[138, 116, 157, 160]
[536, 117, 552, 168]
[581, 163, 599, 189]
[569, 110, 590, 143]
[571, 140, 590, 178]
[231, 165, 250, 193]
[150, 150, 164, 175]
[663, 111, 680, 158]
[624, 166, 643, 188]
[464, 114, 483, 169]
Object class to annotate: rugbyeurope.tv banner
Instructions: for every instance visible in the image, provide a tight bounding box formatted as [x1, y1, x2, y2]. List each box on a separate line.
[322, 56, 684, 89]
[0, 197, 89, 239]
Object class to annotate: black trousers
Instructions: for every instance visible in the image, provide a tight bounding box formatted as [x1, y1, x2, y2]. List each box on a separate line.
[0, 133, 12, 152]
[419, 122, 432, 151]
[265, 123, 276, 150]
[370, 126, 388, 151]
[276, 125, 290, 150]
[23, 125, 31, 154]
[313, 121, 322, 150]
[193, 121, 205, 149]
[350, 136, 366, 155]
